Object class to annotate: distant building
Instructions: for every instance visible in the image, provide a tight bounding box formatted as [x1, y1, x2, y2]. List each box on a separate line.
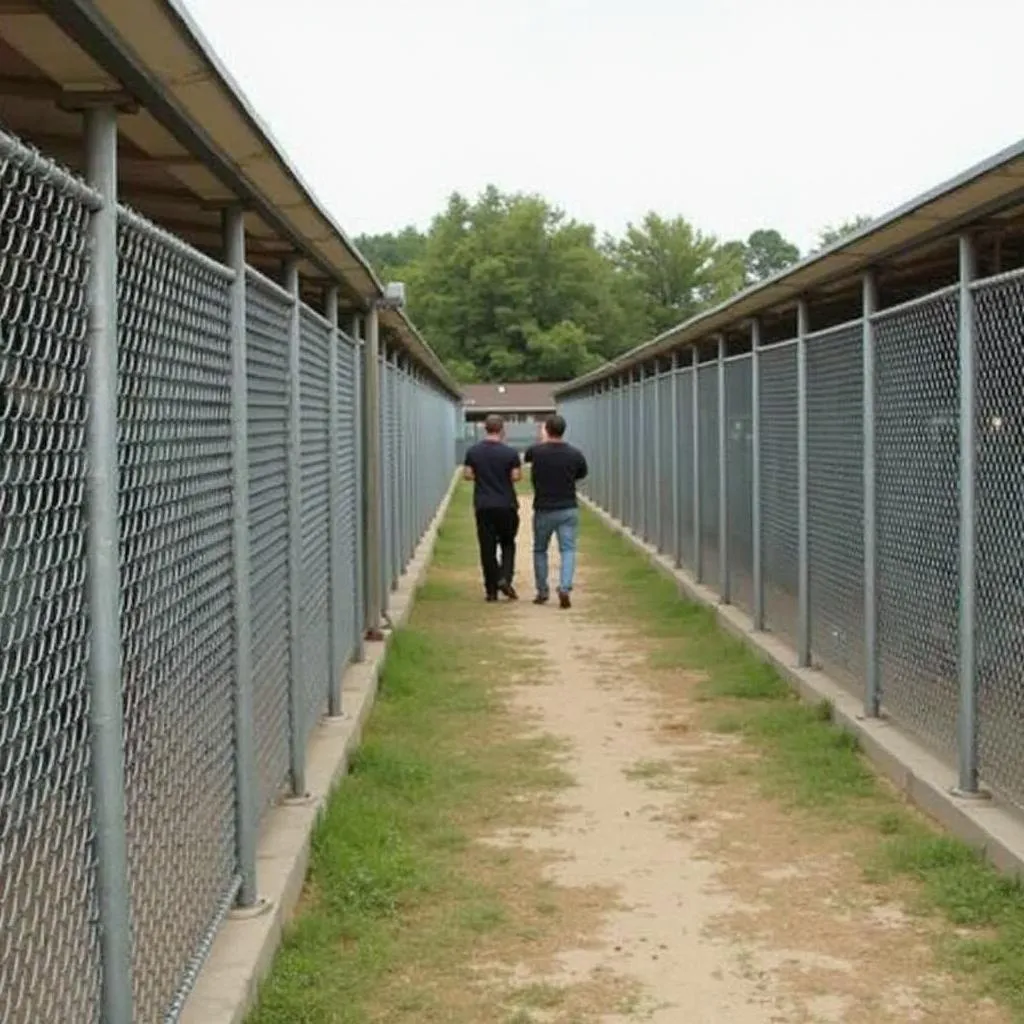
[460, 382, 561, 453]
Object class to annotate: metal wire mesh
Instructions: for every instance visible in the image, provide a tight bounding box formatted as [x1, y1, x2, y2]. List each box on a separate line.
[807, 323, 864, 693]
[698, 363, 720, 587]
[245, 272, 291, 815]
[725, 357, 753, 614]
[759, 341, 799, 645]
[116, 211, 238, 1021]
[299, 308, 331, 735]
[336, 331, 358, 670]
[973, 271, 1024, 808]
[874, 289, 960, 755]
[677, 367, 695, 569]
[0, 138, 102, 1024]
[658, 371, 673, 554]
[644, 373, 657, 544]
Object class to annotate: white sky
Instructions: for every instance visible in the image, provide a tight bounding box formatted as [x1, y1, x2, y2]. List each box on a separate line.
[182, 0, 1024, 254]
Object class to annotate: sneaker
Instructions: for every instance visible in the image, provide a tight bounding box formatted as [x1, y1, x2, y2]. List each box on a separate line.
[557, 590, 572, 609]
[498, 580, 519, 601]
[532, 593, 549, 605]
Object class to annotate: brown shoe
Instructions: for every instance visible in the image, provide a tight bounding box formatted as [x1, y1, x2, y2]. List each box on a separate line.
[533, 593, 549, 605]
[498, 580, 519, 601]
[557, 590, 572, 609]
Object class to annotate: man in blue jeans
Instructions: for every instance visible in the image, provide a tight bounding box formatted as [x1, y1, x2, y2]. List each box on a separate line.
[523, 414, 588, 609]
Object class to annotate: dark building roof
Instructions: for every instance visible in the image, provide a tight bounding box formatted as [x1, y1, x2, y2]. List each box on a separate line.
[462, 382, 560, 412]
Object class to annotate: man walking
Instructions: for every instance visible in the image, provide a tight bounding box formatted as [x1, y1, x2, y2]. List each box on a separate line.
[463, 414, 522, 602]
[524, 414, 588, 609]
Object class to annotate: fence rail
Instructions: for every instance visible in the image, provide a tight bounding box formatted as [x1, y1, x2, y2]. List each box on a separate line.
[0, 128, 458, 1022]
[560, 255, 1024, 823]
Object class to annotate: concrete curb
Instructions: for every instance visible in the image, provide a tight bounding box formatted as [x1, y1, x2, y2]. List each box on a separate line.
[582, 497, 1024, 881]
[181, 472, 461, 1024]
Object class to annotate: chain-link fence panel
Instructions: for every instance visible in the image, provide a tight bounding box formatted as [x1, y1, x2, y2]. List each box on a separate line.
[245, 271, 291, 816]
[677, 366, 695, 570]
[875, 289, 960, 756]
[658, 371, 674, 554]
[726, 356, 753, 615]
[760, 341, 799, 646]
[336, 331, 358, 669]
[116, 210, 238, 1022]
[973, 271, 1024, 810]
[299, 307, 331, 735]
[0, 136, 102, 1024]
[628, 380, 640, 533]
[698, 362, 720, 589]
[644, 373, 658, 544]
[807, 323, 864, 694]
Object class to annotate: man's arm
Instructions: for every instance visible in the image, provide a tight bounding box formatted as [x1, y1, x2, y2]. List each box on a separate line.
[523, 445, 534, 465]
[463, 450, 475, 482]
[575, 451, 589, 482]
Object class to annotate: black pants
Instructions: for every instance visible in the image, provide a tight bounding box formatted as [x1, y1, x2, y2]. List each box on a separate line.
[475, 507, 520, 596]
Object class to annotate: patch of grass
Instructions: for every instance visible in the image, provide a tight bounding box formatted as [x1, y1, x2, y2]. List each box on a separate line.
[580, 504, 1024, 1019]
[248, 487, 574, 1024]
[624, 757, 675, 781]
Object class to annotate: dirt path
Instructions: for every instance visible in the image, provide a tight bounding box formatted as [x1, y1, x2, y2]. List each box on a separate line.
[477, 505, 1005, 1024]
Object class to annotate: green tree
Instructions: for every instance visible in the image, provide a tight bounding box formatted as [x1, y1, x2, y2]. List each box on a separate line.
[817, 215, 873, 250]
[608, 213, 746, 335]
[354, 226, 426, 282]
[744, 228, 800, 283]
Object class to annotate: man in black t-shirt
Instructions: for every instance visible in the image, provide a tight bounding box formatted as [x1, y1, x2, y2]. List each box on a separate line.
[523, 414, 588, 609]
[463, 414, 522, 602]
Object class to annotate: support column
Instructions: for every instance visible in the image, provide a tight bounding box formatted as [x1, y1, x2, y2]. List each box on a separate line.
[284, 260, 306, 796]
[326, 286, 344, 717]
[718, 336, 729, 603]
[692, 347, 702, 582]
[83, 101, 134, 1024]
[363, 303, 384, 641]
[751, 319, 764, 630]
[223, 206, 259, 906]
[652, 363, 662, 549]
[670, 353, 681, 568]
[797, 299, 811, 668]
[956, 235, 983, 797]
[351, 314, 366, 661]
[862, 274, 880, 717]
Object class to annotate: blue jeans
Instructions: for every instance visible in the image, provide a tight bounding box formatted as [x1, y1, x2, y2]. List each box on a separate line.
[533, 508, 579, 596]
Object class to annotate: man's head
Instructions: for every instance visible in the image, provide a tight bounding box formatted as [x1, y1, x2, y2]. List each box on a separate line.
[543, 414, 567, 441]
[484, 413, 504, 438]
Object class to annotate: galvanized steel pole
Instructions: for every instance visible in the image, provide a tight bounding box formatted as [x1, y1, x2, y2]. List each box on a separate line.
[718, 336, 729, 603]
[956, 235, 981, 796]
[351, 314, 367, 660]
[862, 273, 880, 717]
[692, 347, 702, 583]
[797, 299, 811, 668]
[363, 304, 384, 640]
[326, 285, 344, 717]
[284, 259, 306, 796]
[751, 319, 764, 631]
[83, 102, 134, 1024]
[670, 353, 681, 568]
[223, 206, 259, 905]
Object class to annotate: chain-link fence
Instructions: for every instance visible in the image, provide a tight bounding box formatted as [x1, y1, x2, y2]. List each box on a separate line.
[559, 262, 1024, 821]
[0, 128, 458, 1022]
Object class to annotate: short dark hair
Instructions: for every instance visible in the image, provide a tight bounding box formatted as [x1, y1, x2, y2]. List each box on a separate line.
[484, 413, 504, 435]
[544, 414, 566, 439]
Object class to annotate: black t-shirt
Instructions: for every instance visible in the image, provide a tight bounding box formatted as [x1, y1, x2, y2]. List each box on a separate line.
[464, 439, 520, 510]
[524, 442, 588, 511]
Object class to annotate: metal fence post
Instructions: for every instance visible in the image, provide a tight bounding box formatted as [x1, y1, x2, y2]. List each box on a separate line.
[326, 285, 344, 717]
[956, 234, 982, 797]
[692, 347, 702, 583]
[638, 364, 648, 541]
[797, 299, 811, 667]
[652, 363, 662, 548]
[363, 303, 384, 641]
[718, 336, 729, 603]
[223, 206, 259, 906]
[671, 353, 681, 568]
[83, 102, 134, 1024]
[284, 259, 306, 796]
[751, 318, 764, 630]
[862, 273, 881, 717]
[350, 315, 367, 661]
[390, 351, 401, 591]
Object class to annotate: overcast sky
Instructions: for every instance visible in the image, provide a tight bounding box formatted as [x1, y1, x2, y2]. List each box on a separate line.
[181, 0, 1023, 254]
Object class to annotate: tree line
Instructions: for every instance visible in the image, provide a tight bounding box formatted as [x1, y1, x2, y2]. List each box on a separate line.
[356, 186, 870, 383]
